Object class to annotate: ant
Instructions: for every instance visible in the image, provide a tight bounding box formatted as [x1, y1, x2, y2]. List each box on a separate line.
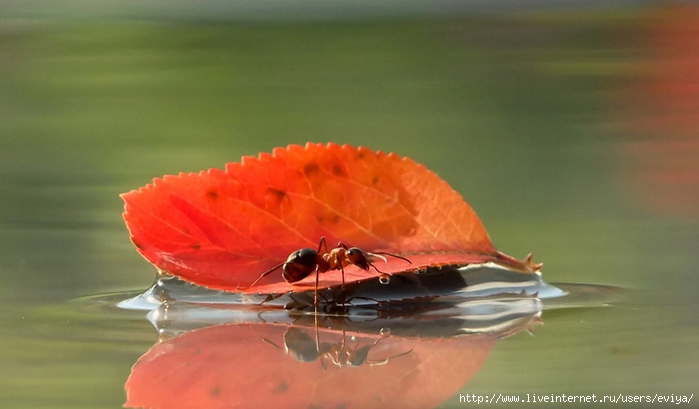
[282, 327, 412, 369]
[248, 237, 412, 306]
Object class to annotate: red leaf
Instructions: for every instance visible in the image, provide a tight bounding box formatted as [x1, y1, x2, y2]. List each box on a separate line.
[124, 323, 495, 409]
[122, 143, 538, 293]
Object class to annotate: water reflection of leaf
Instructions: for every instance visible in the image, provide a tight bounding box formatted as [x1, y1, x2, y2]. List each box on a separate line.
[124, 298, 541, 409]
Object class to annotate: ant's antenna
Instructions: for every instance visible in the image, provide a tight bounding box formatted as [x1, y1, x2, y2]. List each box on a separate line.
[365, 251, 412, 274]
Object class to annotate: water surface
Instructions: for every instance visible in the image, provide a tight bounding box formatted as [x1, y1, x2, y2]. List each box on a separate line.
[1, 5, 698, 408]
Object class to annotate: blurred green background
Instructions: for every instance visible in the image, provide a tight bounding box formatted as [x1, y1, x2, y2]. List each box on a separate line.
[1, 1, 698, 408]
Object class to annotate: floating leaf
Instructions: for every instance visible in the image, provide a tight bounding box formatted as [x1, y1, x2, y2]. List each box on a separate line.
[121, 143, 539, 294]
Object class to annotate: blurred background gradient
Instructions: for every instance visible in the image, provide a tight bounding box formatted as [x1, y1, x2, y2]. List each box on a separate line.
[1, 1, 698, 407]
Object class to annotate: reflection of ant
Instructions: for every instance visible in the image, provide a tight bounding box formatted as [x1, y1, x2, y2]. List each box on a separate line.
[249, 237, 411, 306]
[268, 326, 412, 369]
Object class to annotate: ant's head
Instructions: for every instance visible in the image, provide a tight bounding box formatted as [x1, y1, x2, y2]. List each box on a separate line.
[346, 247, 370, 270]
[282, 248, 318, 282]
[347, 345, 372, 367]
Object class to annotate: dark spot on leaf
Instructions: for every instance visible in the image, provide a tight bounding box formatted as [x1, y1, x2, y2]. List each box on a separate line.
[318, 213, 340, 225]
[272, 380, 288, 394]
[209, 385, 221, 398]
[191, 243, 201, 250]
[304, 163, 320, 175]
[332, 165, 344, 176]
[372, 176, 379, 185]
[205, 189, 219, 201]
[267, 188, 287, 202]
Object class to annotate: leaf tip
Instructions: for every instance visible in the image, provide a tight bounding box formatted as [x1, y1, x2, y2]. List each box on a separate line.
[524, 253, 544, 272]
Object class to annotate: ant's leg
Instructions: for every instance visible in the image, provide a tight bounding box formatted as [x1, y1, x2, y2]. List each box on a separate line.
[314, 264, 320, 308]
[314, 311, 321, 366]
[317, 236, 328, 254]
[368, 261, 387, 274]
[340, 263, 346, 287]
[247, 262, 284, 289]
[258, 293, 284, 306]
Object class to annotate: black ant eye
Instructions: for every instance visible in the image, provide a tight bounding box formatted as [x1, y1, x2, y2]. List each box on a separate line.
[347, 247, 364, 257]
